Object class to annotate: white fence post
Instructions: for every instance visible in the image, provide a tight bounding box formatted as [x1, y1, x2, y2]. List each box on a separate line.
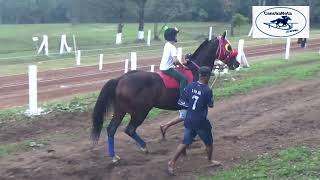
[237, 39, 250, 68]
[73, 34, 77, 54]
[28, 65, 40, 115]
[147, 30, 151, 46]
[76, 50, 81, 65]
[237, 40, 243, 66]
[99, 54, 103, 71]
[60, 34, 71, 54]
[37, 35, 49, 56]
[209, 26, 213, 40]
[248, 26, 254, 37]
[124, 59, 129, 73]
[150, 65, 155, 72]
[285, 38, 291, 60]
[131, 52, 137, 70]
[177, 47, 182, 63]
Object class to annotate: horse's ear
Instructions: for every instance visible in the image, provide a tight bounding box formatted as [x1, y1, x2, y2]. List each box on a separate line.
[222, 30, 227, 39]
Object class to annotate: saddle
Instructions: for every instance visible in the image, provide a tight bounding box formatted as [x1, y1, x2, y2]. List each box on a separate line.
[158, 67, 193, 89]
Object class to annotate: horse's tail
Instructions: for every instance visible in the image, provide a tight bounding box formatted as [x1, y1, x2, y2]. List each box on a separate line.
[91, 78, 119, 142]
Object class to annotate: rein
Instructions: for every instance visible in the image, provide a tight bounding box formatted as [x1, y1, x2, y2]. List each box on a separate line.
[189, 60, 201, 69]
[210, 73, 220, 89]
[188, 37, 234, 89]
[216, 37, 224, 60]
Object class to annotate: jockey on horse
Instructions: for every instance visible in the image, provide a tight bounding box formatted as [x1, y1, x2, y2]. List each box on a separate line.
[160, 27, 188, 107]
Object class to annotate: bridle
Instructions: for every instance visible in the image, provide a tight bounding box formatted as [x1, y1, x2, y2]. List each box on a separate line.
[186, 37, 237, 88]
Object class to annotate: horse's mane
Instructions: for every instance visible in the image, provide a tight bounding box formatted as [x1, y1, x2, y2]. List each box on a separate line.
[190, 37, 216, 59]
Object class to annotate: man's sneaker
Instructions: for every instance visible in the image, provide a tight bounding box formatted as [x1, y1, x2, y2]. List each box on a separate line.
[177, 99, 188, 108]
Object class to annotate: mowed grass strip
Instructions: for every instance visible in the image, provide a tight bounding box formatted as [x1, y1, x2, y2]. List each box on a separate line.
[213, 52, 320, 99]
[200, 146, 320, 180]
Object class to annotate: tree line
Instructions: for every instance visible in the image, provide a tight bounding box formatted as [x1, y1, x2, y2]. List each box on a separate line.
[0, 0, 319, 24]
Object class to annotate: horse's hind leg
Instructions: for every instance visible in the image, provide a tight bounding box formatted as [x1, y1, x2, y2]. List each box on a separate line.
[125, 109, 151, 153]
[107, 108, 126, 162]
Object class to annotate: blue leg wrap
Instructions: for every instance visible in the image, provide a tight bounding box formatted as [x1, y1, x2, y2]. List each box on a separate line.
[132, 133, 146, 148]
[107, 136, 115, 158]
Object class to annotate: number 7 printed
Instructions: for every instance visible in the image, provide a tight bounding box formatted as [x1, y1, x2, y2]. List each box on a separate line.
[192, 95, 199, 110]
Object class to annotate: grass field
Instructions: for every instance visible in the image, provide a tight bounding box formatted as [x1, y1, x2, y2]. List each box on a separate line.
[1, 22, 320, 76]
[0, 22, 249, 56]
[201, 146, 320, 180]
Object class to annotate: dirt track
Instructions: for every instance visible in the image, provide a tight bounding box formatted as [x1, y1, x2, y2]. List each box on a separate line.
[1, 78, 319, 180]
[0, 39, 320, 109]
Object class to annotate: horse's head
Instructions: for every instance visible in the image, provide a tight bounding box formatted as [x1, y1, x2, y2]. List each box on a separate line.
[215, 31, 240, 70]
[186, 31, 240, 71]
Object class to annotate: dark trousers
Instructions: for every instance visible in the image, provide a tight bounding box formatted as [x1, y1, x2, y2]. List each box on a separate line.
[161, 68, 187, 96]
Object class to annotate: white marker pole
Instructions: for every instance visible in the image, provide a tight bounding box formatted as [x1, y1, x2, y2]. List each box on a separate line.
[124, 59, 129, 73]
[73, 35, 77, 55]
[60, 34, 66, 54]
[147, 30, 151, 46]
[76, 50, 81, 65]
[131, 52, 137, 70]
[237, 39, 249, 68]
[28, 65, 39, 115]
[37, 35, 49, 56]
[177, 47, 182, 63]
[237, 39, 244, 64]
[44, 35, 49, 56]
[99, 54, 103, 71]
[285, 38, 291, 60]
[248, 26, 254, 37]
[150, 65, 155, 72]
[209, 26, 213, 40]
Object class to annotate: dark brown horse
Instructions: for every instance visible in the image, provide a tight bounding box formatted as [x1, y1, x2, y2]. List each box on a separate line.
[91, 32, 240, 163]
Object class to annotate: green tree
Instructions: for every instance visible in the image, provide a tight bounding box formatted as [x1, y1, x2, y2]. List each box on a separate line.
[232, 13, 249, 35]
[0, 0, 4, 24]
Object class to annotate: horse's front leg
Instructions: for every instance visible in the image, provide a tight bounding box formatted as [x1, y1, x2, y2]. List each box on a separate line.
[125, 111, 150, 153]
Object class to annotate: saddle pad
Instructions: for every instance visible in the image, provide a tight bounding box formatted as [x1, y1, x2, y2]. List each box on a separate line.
[158, 67, 193, 89]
